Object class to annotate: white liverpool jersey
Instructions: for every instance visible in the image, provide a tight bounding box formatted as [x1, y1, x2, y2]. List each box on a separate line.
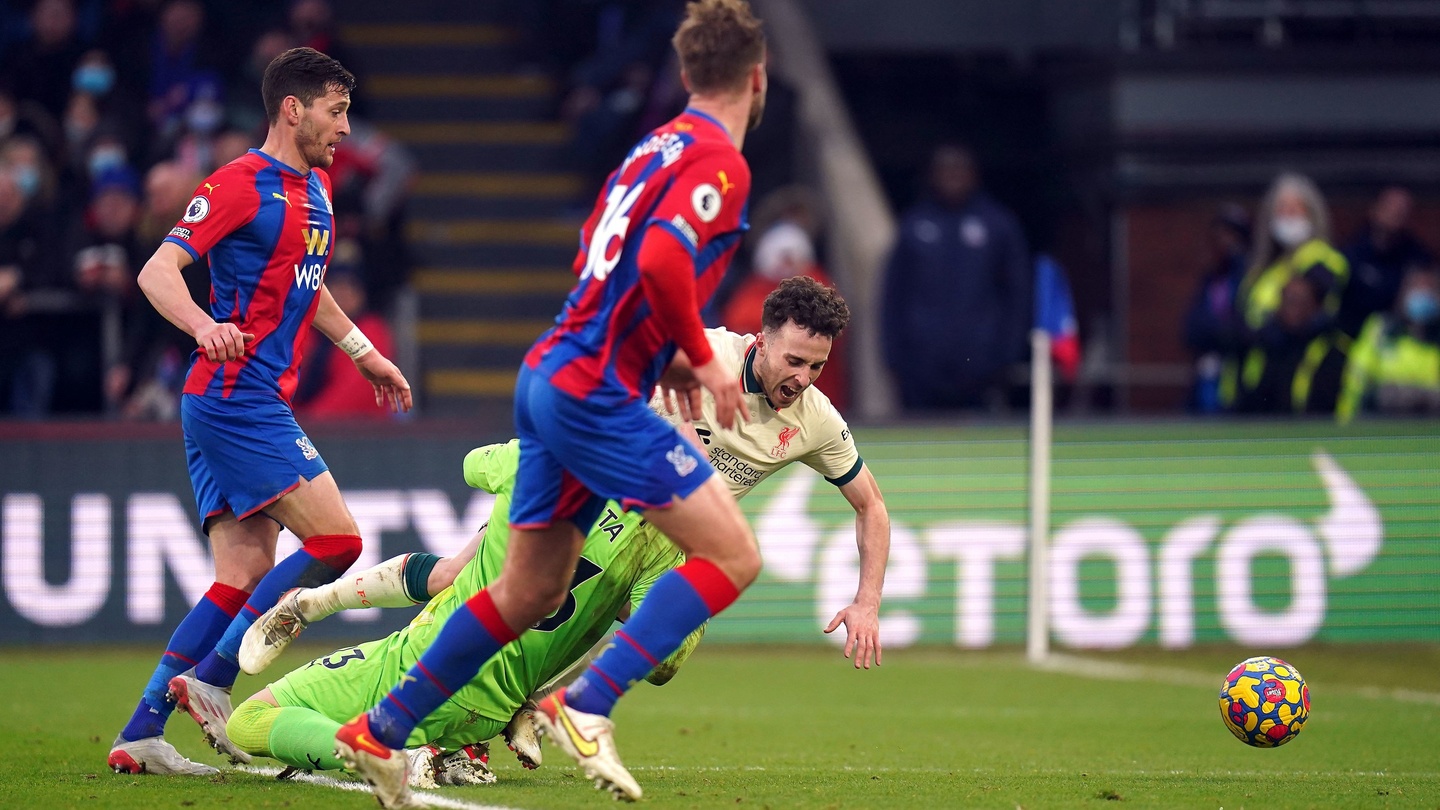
[651, 328, 862, 500]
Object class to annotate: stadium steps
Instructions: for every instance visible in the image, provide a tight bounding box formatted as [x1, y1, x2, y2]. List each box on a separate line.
[338, 9, 583, 418]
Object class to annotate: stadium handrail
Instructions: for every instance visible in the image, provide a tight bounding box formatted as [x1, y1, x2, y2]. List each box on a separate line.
[756, 0, 899, 420]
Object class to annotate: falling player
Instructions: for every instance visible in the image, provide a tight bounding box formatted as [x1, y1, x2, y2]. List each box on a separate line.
[253, 277, 887, 675]
[333, 1, 770, 804]
[107, 47, 412, 776]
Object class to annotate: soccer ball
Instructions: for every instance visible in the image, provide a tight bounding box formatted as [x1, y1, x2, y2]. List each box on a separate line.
[1218, 656, 1310, 748]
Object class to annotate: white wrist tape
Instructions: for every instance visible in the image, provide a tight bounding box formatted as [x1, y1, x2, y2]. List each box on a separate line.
[335, 325, 375, 359]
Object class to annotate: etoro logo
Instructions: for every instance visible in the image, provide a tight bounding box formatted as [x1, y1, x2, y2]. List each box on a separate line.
[757, 450, 1383, 650]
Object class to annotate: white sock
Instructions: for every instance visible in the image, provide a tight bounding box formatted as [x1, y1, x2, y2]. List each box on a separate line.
[296, 554, 421, 621]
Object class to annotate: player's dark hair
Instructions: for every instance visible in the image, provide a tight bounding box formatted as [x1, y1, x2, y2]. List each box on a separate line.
[672, 0, 765, 95]
[762, 276, 850, 339]
[262, 47, 355, 124]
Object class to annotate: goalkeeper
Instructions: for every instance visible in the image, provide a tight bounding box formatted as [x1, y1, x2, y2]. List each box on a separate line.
[218, 440, 701, 782]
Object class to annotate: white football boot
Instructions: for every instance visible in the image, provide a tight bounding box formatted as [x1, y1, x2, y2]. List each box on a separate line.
[167, 673, 251, 765]
[503, 701, 543, 769]
[534, 691, 642, 801]
[107, 735, 220, 776]
[239, 588, 308, 675]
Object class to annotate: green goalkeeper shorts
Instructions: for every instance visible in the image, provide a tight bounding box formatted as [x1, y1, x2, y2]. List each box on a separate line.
[269, 637, 506, 750]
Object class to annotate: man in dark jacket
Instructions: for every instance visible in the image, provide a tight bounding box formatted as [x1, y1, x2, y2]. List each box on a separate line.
[1338, 186, 1432, 337]
[882, 144, 1030, 410]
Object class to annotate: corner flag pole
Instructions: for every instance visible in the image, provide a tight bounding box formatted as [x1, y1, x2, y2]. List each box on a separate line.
[1027, 328, 1053, 664]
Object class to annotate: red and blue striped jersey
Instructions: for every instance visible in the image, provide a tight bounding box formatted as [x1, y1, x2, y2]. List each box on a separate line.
[164, 149, 336, 403]
[525, 108, 751, 405]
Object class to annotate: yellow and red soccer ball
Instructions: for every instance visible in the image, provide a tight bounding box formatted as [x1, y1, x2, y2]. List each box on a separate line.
[1219, 656, 1310, 747]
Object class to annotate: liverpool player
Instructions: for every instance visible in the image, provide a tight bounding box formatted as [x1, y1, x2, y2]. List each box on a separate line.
[108, 47, 411, 775]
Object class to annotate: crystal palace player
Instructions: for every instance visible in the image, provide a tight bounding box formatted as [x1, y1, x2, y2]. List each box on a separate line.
[334, 1, 766, 804]
[108, 47, 411, 776]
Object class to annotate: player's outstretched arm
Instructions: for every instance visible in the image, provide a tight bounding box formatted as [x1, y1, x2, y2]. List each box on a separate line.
[137, 241, 254, 362]
[312, 284, 413, 412]
[824, 464, 890, 670]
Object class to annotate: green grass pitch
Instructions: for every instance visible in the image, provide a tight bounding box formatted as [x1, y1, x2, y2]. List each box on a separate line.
[3, 644, 1438, 809]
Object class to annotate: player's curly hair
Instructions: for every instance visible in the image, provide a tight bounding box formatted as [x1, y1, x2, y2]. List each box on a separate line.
[262, 47, 356, 124]
[762, 277, 850, 339]
[672, 0, 766, 95]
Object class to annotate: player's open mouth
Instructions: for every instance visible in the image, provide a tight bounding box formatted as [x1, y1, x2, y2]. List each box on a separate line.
[779, 384, 798, 399]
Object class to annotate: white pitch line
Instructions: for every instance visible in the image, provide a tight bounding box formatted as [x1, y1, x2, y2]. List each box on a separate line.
[237, 766, 526, 810]
[1037, 653, 1440, 706]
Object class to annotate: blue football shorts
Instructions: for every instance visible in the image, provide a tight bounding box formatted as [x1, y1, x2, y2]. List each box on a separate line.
[180, 393, 329, 528]
[508, 364, 713, 530]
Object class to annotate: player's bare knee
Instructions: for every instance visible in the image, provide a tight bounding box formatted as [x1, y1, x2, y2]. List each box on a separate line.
[530, 577, 572, 617]
[727, 541, 763, 588]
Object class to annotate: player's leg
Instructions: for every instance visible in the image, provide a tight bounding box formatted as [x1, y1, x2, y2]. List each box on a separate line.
[189, 471, 362, 691]
[239, 545, 455, 676]
[229, 688, 348, 772]
[109, 425, 276, 775]
[164, 512, 284, 764]
[560, 430, 758, 720]
[336, 373, 589, 806]
[348, 522, 584, 751]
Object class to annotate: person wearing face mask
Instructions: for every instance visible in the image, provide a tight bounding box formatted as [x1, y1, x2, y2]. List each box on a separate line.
[1337, 264, 1440, 422]
[1238, 172, 1350, 334]
[1, 0, 85, 121]
[0, 134, 59, 215]
[67, 50, 146, 156]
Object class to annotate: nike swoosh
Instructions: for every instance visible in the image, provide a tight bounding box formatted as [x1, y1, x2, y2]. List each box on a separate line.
[307, 754, 323, 769]
[555, 706, 600, 758]
[353, 731, 390, 758]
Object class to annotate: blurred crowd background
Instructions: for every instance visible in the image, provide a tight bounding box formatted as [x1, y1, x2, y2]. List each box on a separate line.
[1, 0, 1437, 425]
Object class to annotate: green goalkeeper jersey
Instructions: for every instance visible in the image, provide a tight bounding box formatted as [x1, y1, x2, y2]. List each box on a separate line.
[399, 440, 685, 725]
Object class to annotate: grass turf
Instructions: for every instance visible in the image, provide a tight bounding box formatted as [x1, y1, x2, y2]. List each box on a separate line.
[2, 644, 1437, 809]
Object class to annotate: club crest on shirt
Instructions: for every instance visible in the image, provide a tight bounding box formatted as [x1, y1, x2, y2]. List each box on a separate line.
[770, 426, 801, 459]
[666, 444, 698, 477]
[295, 436, 319, 461]
[182, 195, 210, 223]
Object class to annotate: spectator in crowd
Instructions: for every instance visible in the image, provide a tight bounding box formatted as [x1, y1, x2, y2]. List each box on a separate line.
[0, 168, 60, 416]
[1, 133, 61, 216]
[327, 119, 416, 313]
[287, 0, 355, 98]
[211, 127, 254, 167]
[226, 29, 295, 136]
[1238, 172, 1348, 333]
[1229, 276, 1347, 415]
[70, 166, 141, 304]
[1337, 264, 1440, 422]
[293, 246, 396, 420]
[882, 144, 1030, 411]
[66, 48, 144, 156]
[1338, 186, 1432, 338]
[103, 159, 205, 419]
[163, 75, 230, 175]
[0, 82, 60, 149]
[146, 0, 221, 138]
[1183, 203, 1251, 413]
[1, 0, 84, 122]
